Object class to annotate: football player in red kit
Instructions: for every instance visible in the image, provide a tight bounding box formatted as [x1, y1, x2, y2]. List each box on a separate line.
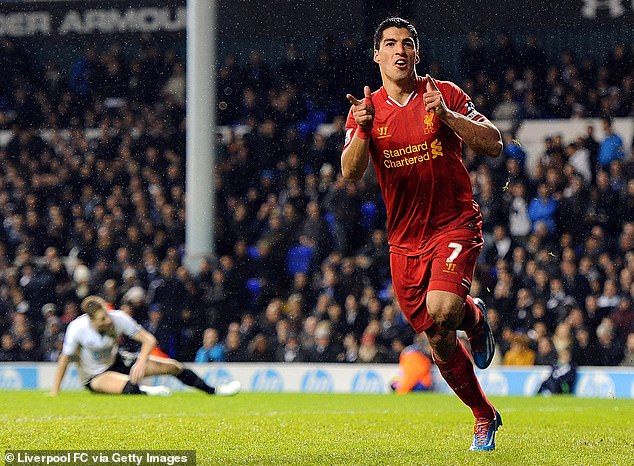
[342, 18, 503, 451]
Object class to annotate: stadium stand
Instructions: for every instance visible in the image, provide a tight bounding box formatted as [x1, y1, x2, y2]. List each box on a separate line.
[0, 33, 632, 367]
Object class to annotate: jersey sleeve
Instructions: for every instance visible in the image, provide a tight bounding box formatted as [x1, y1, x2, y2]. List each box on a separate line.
[443, 81, 488, 123]
[111, 310, 142, 338]
[61, 320, 80, 356]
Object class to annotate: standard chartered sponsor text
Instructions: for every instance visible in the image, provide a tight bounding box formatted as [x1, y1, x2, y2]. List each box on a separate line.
[383, 139, 443, 168]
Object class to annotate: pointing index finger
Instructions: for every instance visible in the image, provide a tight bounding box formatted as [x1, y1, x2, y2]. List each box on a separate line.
[346, 94, 362, 106]
[425, 74, 439, 92]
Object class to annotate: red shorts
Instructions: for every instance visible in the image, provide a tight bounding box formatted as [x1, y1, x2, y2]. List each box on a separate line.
[390, 227, 483, 333]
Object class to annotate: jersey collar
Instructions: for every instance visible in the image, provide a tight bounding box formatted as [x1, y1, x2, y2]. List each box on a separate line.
[381, 77, 423, 107]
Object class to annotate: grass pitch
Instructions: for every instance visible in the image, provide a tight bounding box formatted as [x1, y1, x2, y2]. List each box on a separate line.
[2, 391, 633, 465]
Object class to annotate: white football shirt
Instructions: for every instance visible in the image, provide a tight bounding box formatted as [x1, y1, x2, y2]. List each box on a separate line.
[62, 310, 141, 384]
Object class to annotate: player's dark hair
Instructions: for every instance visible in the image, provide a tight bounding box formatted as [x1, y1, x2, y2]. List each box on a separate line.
[374, 17, 419, 51]
[81, 295, 107, 318]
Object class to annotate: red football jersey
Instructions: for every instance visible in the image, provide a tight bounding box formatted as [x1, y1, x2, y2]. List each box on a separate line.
[344, 76, 486, 255]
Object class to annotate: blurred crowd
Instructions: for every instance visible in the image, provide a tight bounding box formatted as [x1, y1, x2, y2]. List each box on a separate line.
[0, 32, 633, 368]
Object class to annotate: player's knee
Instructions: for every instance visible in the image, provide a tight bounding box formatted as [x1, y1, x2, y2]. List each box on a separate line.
[427, 302, 462, 330]
[156, 359, 182, 375]
[170, 361, 184, 374]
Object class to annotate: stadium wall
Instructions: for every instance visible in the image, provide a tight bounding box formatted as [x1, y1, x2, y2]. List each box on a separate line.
[1, 362, 633, 399]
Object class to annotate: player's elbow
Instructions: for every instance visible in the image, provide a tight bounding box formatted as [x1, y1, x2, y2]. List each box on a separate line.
[341, 158, 366, 182]
[489, 139, 503, 158]
[143, 332, 157, 348]
[342, 167, 362, 182]
[484, 127, 503, 158]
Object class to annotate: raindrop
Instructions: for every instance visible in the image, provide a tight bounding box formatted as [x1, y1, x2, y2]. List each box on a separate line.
[218, 102, 228, 111]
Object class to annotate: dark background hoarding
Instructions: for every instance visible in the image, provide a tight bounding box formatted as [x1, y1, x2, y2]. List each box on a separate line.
[1, 0, 632, 79]
[2, 0, 634, 38]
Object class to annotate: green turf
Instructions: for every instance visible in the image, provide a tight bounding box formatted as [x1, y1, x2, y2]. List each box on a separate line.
[1, 391, 633, 465]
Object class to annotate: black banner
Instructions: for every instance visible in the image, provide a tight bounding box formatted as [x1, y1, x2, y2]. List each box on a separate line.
[0, 0, 632, 38]
[0, 0, 186, 37]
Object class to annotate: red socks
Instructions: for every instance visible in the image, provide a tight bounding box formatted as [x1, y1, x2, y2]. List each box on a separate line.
[459, 295, 482, 335]
[434, 339, 495, 420]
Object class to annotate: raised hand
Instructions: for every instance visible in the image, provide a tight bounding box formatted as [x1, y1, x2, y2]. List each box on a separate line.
[423, 74, 448, 120]
[129, 359, 147, 384]
[346, 85, 375, 132]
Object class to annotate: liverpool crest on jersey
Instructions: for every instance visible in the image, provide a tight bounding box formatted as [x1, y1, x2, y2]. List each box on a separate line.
[424, 113, 435, 134]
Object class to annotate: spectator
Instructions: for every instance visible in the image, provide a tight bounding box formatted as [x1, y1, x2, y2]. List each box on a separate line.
[598, 117, 624, 169]
[565, 141, 592, 184]
[552, 322, 573, 355]
[195, 328, 225, 363]
[224, 327, 247, 362]
[275, 333, 303, 362]
[512, 288, 535, 333]
[502, 333, 536, 366]
[589, 171, 620, 235]
[620, 333, 634, 367]
[297, 201, 332, 263]
[142, 304, 174, 357]
[246, 333, 275, 362]
[572, 327, 600, 366]
[536, 348, 577, 395]
[40, 305, 65, 362]
[460, 31, 487, 81]
[558, 174, 591, 241]
[484, 225, 516, 266]
[304, 322, 342, 362]
[597, 279, 621, 312]
[358, 333, 387, 363]
[341, 333, 359, 363]
[534, 336, 558, 366]
[238, 313, 259, 343]
[325, 302, 347, 344]
[528, 183, 558, 236]
[0, 333, 19, 361]
[596, 319, 623, 366]
[492, 90, 520, 121]
[610, 298, 633, 339]
[386, 338, 406, 364]
[146, 260, 187, 326]
[507, 182, 532, 241]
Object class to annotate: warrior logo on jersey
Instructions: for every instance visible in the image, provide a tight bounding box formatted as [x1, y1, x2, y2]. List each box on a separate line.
[424, 113, 435, 134]
[376, 126, 390, 139]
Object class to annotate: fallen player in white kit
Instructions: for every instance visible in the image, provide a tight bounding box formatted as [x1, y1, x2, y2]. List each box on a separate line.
[51, 295, 241, 397]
